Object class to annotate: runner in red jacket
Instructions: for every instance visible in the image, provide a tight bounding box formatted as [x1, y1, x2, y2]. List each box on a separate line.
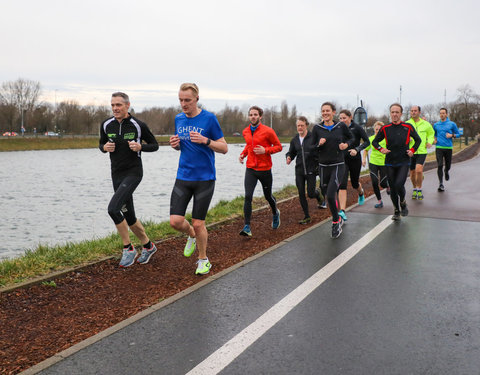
[239, 106, 283, 237]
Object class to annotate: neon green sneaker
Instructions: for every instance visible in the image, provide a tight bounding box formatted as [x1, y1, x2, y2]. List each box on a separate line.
[183, 236, 196, 257]
[412, 190, 418, 200]
[195, 258, 211, 275]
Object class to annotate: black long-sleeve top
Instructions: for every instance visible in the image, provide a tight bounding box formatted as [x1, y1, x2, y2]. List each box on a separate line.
[372, 122, 421, 166]
[311, 122, 354, 166]
[99, 114, 159, 176]
[285, 131, 318, 175]
[345, 121, 370, 160]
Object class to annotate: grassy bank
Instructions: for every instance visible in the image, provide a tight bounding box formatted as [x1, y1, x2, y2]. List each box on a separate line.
[0, 185, 297, 287]
[0, 135, 293, 152]
[0, 136, 170, 152]
[1, 134, 470, 153]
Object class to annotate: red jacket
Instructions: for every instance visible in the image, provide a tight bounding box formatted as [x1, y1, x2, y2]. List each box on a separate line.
[240, 123, 282, 171]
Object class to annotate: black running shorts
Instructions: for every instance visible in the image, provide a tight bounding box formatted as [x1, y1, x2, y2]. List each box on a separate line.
[170, 179, 215, 220]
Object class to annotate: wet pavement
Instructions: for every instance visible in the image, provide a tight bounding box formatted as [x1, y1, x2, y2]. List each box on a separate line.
[27, 156, 480, 375]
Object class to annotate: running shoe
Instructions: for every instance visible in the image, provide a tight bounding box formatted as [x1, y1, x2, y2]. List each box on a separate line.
[318, 200, 327, 209]
[392, 210, 401, 221]
[338, 210, 347, 222]
[412, 190, 418, 200]
[272, 209, 281, 229]
[195, 258, 211, 275]
[239, 224, 252, 237]
[298, 217, 311, 225]
[386, 187, 391, 195]
[374, 201, 383, 208]
[137, 243, 157, 264]
[400, 200, 409, 217]
[358, 192, 365, 205]
[445, 170, 450, 181]
[417, 190, 424, 200]
[331, 217, 343, 239]
[183, 236, 196, 257]
[119, 246, 137, 267]
[438, 184, 445, 192]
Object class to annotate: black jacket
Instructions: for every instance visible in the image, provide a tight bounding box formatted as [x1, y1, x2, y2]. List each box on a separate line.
[372, 122, 421, 166]
[99, 114, 159, 176]
[285, 131, 318, 175]
[311, 122, 354, 166]
[345, 121, 370, 160]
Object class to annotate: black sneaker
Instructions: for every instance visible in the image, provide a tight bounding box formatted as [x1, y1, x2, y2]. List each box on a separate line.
[438, 184, 445, 192]
[298, 217, 311, 225]
[392, 210, 401, 221]
[331, 217, 343, 238]
[400, 201, 408, 217]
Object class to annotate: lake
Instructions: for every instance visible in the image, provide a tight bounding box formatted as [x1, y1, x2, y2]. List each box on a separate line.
[0, 144, 299, 259]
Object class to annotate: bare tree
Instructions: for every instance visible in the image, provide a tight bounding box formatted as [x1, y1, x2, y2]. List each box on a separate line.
[451, 84, 480, 144]
[0, 78, 41, 131]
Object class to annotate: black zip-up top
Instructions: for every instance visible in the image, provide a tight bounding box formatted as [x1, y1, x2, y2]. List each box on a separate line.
[372, 122, 421, 166]
[344, 121, 370, 160]
[311, 122, 354, 166]
[285, 131, 318, 175]
[99, 114, 159, 176]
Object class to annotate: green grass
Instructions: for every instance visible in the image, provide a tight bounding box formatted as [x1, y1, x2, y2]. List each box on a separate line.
[0, 184, 297, 287]
[1, 135, 292, 152]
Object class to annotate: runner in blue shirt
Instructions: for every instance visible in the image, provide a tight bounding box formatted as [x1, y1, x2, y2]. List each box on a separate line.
[169, 83, 228, 275]
[433, 107, 460, 192]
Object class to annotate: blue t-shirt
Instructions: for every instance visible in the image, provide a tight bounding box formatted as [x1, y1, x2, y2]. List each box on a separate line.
[433, 118, 460, 149]
[175, 109, 224, 181]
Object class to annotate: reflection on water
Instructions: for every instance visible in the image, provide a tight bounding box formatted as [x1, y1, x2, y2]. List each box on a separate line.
[0, 145, 298, 259]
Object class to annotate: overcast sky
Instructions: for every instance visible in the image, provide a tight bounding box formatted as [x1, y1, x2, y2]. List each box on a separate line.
[2, 0, 479, 120]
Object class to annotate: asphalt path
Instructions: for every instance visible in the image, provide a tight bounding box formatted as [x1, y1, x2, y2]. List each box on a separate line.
[28, 156, 480, 375]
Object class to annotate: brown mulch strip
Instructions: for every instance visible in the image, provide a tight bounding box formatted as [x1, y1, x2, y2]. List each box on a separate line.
[1, 142, 479, 375]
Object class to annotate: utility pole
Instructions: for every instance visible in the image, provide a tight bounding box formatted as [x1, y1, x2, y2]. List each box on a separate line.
[55, 89, 58, 132]
[399, 85, 402, 105]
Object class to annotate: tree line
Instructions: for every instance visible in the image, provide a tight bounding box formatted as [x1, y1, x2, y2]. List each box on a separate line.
[1, 78, 479, 140]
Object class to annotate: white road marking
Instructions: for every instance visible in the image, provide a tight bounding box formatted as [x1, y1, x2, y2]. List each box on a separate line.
[187, 216, 393, 374]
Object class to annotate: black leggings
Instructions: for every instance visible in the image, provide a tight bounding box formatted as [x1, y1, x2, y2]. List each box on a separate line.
[108, 174, 142, 226]
[436, 148, 452, 183]
[244, 168, 277, 225]
[319, 164, 345, 222]
[339, 156, 362, 190]
[295, 173, 320, 217]
[386, 164, 409, 211]
[369, 163, 389, 201]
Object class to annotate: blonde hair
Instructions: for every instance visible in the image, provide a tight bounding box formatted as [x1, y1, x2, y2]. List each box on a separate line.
[373, 121, 384, 128]
[179, 83, 199, 97]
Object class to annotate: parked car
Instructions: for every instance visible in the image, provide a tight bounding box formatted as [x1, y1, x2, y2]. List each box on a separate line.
[2, 132, 17, 136]
[45, 131, 59, 136]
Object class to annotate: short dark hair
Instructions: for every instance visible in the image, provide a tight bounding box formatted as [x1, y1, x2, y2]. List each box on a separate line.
[249, 105, 263, 117]
[412, 105, 421, 112]
[339, 109, 352, 117]
[440, 107, 448, 114]
[321, 102, 336, 111]
[390, 103, 403, 113]
[111, 92, 130, 104]
[297, 116, 309, 126]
